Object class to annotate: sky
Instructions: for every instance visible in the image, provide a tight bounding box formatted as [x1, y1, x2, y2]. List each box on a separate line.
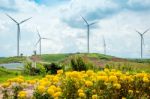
[0, 0, 150, 58]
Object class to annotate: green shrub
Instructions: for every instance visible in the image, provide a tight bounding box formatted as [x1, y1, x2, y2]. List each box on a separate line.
[70, 56, 87, 71]
[22, 62, 46, 76]
[44, 63, 62, 74]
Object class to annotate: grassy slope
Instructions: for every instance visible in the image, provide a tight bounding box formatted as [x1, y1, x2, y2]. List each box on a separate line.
[38, 53, 150, 72]
[0, 57, 26, 64]
[38, 53, 114, 63]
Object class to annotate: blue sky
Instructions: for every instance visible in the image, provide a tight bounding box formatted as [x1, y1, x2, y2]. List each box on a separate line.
[0, 0, 150, 58]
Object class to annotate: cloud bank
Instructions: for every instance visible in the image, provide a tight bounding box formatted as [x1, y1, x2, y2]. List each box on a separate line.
[0, 0, 150, 58]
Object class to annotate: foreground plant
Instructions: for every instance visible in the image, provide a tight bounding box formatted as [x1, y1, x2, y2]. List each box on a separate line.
[1, 69, 150, 99]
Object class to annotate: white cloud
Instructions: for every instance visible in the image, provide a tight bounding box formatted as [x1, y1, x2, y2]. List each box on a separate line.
[0, 0, 150, 58]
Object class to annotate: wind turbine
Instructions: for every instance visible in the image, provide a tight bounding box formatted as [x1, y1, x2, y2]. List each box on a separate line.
[103, 36, 106, 55]
[35, 29, 50, 55]
[81, 16, 97, 53]
[135, 28, 149, 58]
[6, 14, 32, 56]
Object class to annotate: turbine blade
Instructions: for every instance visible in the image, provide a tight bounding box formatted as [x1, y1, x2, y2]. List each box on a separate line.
[135, 30, 142, 35]
[6, 14, 18, 23]
[89, 21, 97, 26]
[143, 28, 150, 35]
[19, 17, 32, 24]
[35, 39, 40, 46]
[42, 38, 51, 40]
[36, 28, 41, 38]
[81, 15, 89, 25]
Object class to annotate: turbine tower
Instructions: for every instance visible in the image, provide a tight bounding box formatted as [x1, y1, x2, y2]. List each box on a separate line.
[6, 14, 31, 56]
[103, 36, 106, 55]
[81, 16, 97, 53]
[35, 29, 50, 55]
[135, 29, 149, 58]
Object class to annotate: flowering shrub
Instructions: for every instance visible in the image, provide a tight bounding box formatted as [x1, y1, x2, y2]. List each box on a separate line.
[1, 69, 150, 99]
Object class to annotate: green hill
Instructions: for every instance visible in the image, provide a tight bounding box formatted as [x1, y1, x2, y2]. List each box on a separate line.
[0, 53, 150, 72]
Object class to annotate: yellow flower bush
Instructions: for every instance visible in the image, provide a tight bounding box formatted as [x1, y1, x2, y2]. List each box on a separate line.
[1, 69, 150, 99]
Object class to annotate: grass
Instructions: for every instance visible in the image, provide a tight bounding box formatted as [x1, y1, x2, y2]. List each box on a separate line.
[38, 54, 71, 63]
[105, 61, 150, 73]
[0, 56, 26, 64]
[0, 67, 42, 83]
[38, 53, 114, 63]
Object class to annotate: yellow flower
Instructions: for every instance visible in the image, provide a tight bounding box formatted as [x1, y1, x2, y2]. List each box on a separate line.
[128, 90, 133, 94]
[78, 89, 84, 93]
[109, 75, 118, 83]
[56, 87, 62, 92]
[122, 97, 126, 99]
[104, 68, 110, 73]
[86, 70, 94, 76]
[57, 70, 63, 74]
[97, 76, 108, 82]
[53, 92, 62, 97]
[79, 92, 85, 97]
[17, 78, 24, 84]
[49, 85, 57, 91]
[136, 90, 139, 93]
[2, 82, 10, 88]
[97, 71, 106, 76]
[92, 94, 98, 99]
[113, 83, 121, 89]
[143, 77, 149, 83]
[37, 85, 46, 94]
[27, 80, 36, 85]
[47, 88, 54, 95]
[40, 81, 51, 87]
[18, 91, 27, 99]
[85, 81, 93, 87]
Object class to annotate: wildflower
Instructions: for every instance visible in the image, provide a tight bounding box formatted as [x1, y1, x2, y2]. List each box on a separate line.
[53, 92, 62, 97]
[97, 71, 106, 76]
[122, 97, 126, 99]
[2, 82, 10, 88]
[40, 81, 51, 87]
[79, 92, 85, 97]
[86, 70, 94, 76]
[56, 87, 62, 92]
[78, 89, 84, 93]
[85, 81, 93, 87]
[49, 85, 57, 91]
[57, 70, 63, 74]
[113, 83, 121, 89]
[109, 75, 118, 83]
[143, 77, 149, 83]
[97, 76, 108, 82]
[18, 91, 27, 99]
[17, 78, 24, 84]
[104, 68, 109, 73]
[37, 85, 46, 94]
[136, 90, 139, 93]
[128, 90, 133, 94]
[47, 88, 54, 95]
[92, 94, 98, 99]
